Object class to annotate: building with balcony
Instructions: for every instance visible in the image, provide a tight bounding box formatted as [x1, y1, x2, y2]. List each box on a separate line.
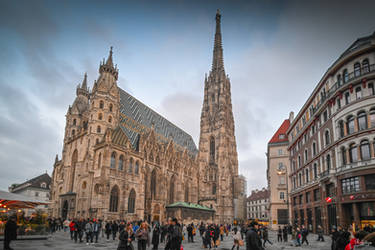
[267, 117, 291, 230]
[287, 31, 375, 233]
[247, 188, 269, 221]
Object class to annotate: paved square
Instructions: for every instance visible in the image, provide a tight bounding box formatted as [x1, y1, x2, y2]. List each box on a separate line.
[9, 230, 331, 250]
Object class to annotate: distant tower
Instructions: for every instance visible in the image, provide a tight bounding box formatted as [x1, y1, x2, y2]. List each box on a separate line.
[198, 10, 239, 223]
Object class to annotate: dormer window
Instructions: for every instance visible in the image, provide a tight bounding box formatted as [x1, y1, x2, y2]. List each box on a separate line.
[279, 134, 285, 139]
[41, 183, 47, 188]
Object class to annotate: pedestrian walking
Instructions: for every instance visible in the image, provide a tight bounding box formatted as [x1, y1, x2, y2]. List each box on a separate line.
[245, 221, 263, 250]
[105, 221, 112, 241]
[112, 221, 119, 240]
[118, 224, 134, 250]
[317, 225, 325, 242]
[165, 218, 182, 250]
[277, 226, 282, 242]
[301, 225, 309, 245]
[152, 223, 160, 250]
[3, 215, 18, 250]
[282, 226, 288, 242]
[231, 227, 241, 250]
[187, 223, 194, 243]
[85, 220, 93, 244]
[262, 227, 273, 247]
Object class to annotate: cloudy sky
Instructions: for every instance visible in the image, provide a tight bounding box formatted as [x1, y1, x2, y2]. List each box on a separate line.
[0, 0, 374, 193]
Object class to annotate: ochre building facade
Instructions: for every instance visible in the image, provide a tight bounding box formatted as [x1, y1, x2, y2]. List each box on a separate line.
[50, 10, 242, 223]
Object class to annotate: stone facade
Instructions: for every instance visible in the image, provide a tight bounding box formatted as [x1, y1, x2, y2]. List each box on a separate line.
[197, 10, 241, 224]
[287, 32, 375, 233]
[50, 10, 239, 224]
[267, 118, 291, 230]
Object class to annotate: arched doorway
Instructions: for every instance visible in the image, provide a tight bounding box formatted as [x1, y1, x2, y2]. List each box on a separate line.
[62, 200, 69, 219]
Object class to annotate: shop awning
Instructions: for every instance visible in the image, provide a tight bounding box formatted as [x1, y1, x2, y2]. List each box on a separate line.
[0, 190, 49, 209]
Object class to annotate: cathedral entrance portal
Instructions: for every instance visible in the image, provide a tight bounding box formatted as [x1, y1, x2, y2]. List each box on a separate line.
[153, 204, 160, 222]
[62, 200, 69, 220]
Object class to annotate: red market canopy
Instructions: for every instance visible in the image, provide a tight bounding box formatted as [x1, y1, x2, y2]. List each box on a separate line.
[0, 190, 49, 209]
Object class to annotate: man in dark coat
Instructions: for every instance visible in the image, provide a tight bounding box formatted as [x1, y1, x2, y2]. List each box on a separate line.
[245, 221, 263, 250]
[166, 218, 182, 250]
[4, 215, 18, 250]
[152, 224, 160, 250]
[112, 221, 119, 240]
[187, 223, 194, 243]
[301, 225, 309, 245]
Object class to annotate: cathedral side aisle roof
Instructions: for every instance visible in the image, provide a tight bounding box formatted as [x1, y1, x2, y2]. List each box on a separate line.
[118, 87, 198, 155]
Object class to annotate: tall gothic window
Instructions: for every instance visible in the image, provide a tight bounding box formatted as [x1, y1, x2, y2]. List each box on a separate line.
[128, 189, 136, 213]
[151, 169, 157, 199]
[110, 152, 116, 169]
[358, 111, 367, 130]
[109, 186, 119, 212]
[98, 113, 103, 120]
[135, 161, 139, 174]
[169, 176, 176, 204]
[128, 158, 133, 173]
[210, 136, 215, 162]
[212, 183, 216, 195]
[360, 140, 371, 161]
[109, 103, 113, 112]
[99, 100, 104, 109]
[184, 183, 189, 202]
[118, 155, 124, 170]
[98, 153, 102, 169]
[97, 125, 101, 133]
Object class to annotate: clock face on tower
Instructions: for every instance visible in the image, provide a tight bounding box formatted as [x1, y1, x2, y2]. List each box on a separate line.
[277, 164, 286, 173]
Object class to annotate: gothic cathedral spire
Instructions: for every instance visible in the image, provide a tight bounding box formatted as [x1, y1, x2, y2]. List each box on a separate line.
[198, 10, 239, 224]
[212, 9, 224, 73]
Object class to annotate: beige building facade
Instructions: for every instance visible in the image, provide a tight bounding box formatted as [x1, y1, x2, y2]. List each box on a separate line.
[267, 118, 291, 230]
[49, 10, 241, 223]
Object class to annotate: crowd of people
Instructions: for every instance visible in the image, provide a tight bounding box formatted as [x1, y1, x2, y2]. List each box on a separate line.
[30, 217, 375, 250]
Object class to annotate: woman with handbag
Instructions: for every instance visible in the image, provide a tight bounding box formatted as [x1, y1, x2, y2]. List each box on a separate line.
[231, 227, 242, 250]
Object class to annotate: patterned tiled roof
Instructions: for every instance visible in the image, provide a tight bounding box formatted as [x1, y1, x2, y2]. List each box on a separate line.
[10, 173, 51, 193]
[118, 88, 198, 155]
[268, 119, 290, 144]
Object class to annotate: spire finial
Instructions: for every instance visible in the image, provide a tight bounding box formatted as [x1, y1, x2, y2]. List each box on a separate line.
[81, 72, 88, 90]
[212, 10, 224, 73]
[105, 46, 114, 67]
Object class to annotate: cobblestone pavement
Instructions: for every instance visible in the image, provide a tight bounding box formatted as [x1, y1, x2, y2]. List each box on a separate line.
[10, 230, 331, 250]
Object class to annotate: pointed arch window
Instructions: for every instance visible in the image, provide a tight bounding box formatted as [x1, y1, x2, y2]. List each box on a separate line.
[118, 155, 124, 170]
[184, 183, 189, 202]
[109, 103, 113, 112]
[360, 140, 371, 161]
[128, 158, 133, 173]
[72, 129, 75, 136]
[354, 62, 361, 77]
[169, 176, 176, 204]
[98, 113, 103, 120]
[99, 100, 104, 109]
[313, 163, 318, 179]
[97, 125, 101, 133]
[151, 169, 157, 199]
[212, 183, 216, 195]
[128, 189, 136, 213]
[325, 130, 330, 146]
[108, 116, 112, 123]
[98, 153, 102, 169]
[73, 119, 76, 126]
[109, 186, 119, 212]
[110, 152, 116, 169]
[358, 111, 367, 130]
[210, 136, 215, 162]
[135, 161, 139, 174]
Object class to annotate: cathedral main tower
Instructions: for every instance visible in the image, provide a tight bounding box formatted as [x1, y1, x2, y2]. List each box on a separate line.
[198, 10, 240, 223]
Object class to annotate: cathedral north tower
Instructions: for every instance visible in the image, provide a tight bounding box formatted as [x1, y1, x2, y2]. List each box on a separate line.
[198, 10, 240, 223]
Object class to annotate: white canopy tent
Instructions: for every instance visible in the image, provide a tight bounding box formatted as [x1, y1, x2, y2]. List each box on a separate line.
[0, 190, 49, 209]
